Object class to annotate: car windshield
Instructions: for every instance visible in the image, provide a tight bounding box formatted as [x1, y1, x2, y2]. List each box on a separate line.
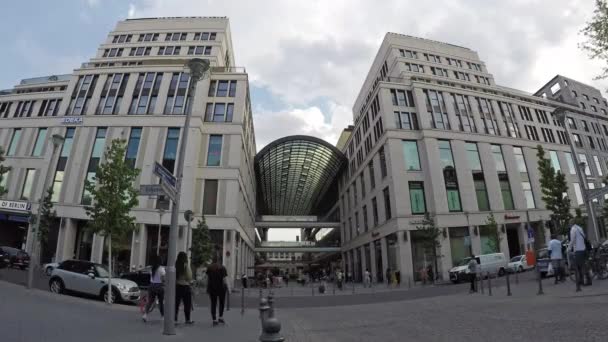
[510, 256, 522, 262]
[95, 265, 111, 278]
[457, 257, 472, 266]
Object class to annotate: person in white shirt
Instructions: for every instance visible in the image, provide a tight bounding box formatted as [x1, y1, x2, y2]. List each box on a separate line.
[142, 254, 165, 322]
[569, 224, 589, 287]
[364, 269, 371, 288]
[547, 235, 564, 283]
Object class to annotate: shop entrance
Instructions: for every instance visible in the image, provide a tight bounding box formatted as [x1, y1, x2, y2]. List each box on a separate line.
[506, 224, 521, 259]
[0, 214, 29, 249]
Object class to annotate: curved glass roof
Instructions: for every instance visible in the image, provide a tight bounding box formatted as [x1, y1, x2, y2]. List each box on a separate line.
[255, 135, 346, 216]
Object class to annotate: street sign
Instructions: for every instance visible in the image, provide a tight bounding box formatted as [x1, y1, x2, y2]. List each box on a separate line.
[160, 180, 177, 202]
[153, 162, 177, 189]
[527, 225, 535, 244]
[138, 184, 165, 196]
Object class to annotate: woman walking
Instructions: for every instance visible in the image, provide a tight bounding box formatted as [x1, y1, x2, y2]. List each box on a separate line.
[207, 256, 228, 326]
[142, 254, 165, 322]
[175, 252, 194, 324]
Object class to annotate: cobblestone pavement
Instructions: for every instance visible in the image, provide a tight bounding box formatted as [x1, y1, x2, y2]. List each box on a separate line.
[2, 273, 608, 342]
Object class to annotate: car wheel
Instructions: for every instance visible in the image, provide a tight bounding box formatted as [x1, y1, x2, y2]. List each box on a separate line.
[49, 278, 64, 294]
[518, 266, 524, 273]
[45, 267, 53, 276]
[101, 287, 120, 304]
[498, 268, 506, 277]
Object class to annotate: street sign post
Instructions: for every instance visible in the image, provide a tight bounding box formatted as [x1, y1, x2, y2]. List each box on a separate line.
[139, 184, 165, 197]
[154, 162, 177, 188]
[160, 180, 177, 201]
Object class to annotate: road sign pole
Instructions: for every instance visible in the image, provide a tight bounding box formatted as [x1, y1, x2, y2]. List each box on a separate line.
[163, 59, 207, 335]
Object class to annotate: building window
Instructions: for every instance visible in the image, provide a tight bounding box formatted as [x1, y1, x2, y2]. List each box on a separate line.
[549, 151, 561, 172]
[409, 182, 426, 214]
[205, 103, 234, 122]
[573, 183, 584, 205]
[20, 169, 37, 200]
[368, 161, 376, 189]
[565, 152, 577, 175]
[98, 73, 130, 115]
[439, 140, 461, 212]
[38, 99, 62, 117]
[466, 143, 490, 211]
[202, 179, 219, 215]
[82, 128, 107, 205]
[383, 187, 392, 220]
[379, 146, 387, 178]
[158, 46, 182, 56]
[162, 128, 180, 173]
[129, 72, 162, 115]
[491, 145, 513, 210]
[423, 89, 451, 130]
[498, 102, 520, 138]
[513, 148, 533, 210]
[579, 154, 591, 176]
[450, 94, 477, 133]
[31, 128, 48, 157]
[394, 111, 419, 130]
[67, 75, 99, 115]
[164, 73, 191, 115]
[390, 89, 415, 107]
[360, 173, 366, 198]
[572, 133, 583, 148]
[402, 140, 421, 171]
[187, 46, 212, 56]
[125, 127, 142, 168]
[593, 155, 604, 176]
[475, 97, 499, 135]
[208, 80, 237, 97]
[165, 32, 187, 41]
[194, 32, 217, 41]
[206, 135, 223, 166]
[362, 205, 369, 232]
[51, 128, 75, 202]
[15, 100, 36, 117]
[371, 197, 379, 226]
[7, 129, 21, 156]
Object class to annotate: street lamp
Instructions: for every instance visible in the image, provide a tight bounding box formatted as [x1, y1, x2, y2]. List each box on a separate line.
[157, 208, 165, 255]
[553, 108, 600, 242]
[184, 209, 194, 264]
[27, 134, 65, 289]
[163, 58, 209, 335]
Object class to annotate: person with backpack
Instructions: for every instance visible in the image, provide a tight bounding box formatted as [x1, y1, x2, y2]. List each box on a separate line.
[175, 252, 194, 325]
[569, 224, 591, 287]
[207, 256, 228, 326]
[142, 254, 165, 322]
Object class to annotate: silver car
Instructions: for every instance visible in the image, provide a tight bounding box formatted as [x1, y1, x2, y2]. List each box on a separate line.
[49, 259, 140, 303]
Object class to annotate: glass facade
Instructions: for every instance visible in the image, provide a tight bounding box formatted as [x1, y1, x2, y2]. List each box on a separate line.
[549, 151, 561, 173]
[409, 182, 426, 214]
[125, 127, 142, 168]
[438, 140, 461, 212]
[491, 145, 513, 210]
[402, 140, 421, 171]
[565, 152, 577, 175]
[206, 135, 223, 166]
[52, 128, 75, 202]
[31, 128, 47, 157]
[466, 143, 490, 211]
[82, 128, 107, 205]
[21, 169, 36, 200]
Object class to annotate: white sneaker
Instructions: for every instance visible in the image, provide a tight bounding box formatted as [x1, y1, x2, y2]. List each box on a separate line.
[142, 313, 147, 322]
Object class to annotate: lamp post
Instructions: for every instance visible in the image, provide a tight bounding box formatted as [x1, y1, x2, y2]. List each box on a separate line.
[184, 209, 194, 264]
[157, 208, 165, 255]
[163, 58, 209, 335]
[554, 108, 600, 242]
[27, 134, 65, 289]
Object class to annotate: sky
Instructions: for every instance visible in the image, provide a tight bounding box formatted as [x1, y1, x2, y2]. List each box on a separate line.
[1, 0, 607, 241]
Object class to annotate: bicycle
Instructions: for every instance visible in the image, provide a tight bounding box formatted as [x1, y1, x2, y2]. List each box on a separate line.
[568, 247, 608, 282]
[138, 288, 157, 314]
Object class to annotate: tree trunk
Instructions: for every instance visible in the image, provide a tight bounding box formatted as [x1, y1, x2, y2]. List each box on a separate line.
[107, 234, 113, 305]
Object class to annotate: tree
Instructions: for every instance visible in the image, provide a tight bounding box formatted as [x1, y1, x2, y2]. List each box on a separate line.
[480, 213, 501, 254]
[415, 212, 441, 282]
[190, 216, 214, 270]
[574, 208, 588, 231]
[537, 145, 572, 235]
[37, 188, 57, 260]
[581, 0, 608, 80]
[84, 139, 140, 304]
[0, 147, 11, 197]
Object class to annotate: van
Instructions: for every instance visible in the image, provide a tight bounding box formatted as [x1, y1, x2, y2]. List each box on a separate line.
[448, 253, 507, 283]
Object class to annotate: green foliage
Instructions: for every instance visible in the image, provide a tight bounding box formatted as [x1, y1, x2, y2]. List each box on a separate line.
[581, 0, 608, 80]
[574, 208, 587, 230]
[84, 139, 140, 251]
[190, 217, 214, 269]
[480, 213, 501, 254]
[537, 145, 572, 235]
[37, 188, 56, 244]
[0, 147, 11, 197]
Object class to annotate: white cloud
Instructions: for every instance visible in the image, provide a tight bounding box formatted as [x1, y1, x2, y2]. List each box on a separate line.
[128, 3, 137, 18]
[132, 0, 607, 146]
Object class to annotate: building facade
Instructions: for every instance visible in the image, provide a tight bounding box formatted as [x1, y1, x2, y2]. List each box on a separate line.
[0, 17, 257, 282]
[339, 33, 608, 283]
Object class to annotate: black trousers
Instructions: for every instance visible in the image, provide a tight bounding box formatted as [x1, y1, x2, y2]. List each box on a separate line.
[175, 284, 192, 322]
[469, 273, 476, 292]
[209, 291, 226, 321]
[146, 283, 164, 316]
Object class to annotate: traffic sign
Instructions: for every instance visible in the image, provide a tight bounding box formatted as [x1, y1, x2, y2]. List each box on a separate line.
[138, 184, 165, 196]
[154, 162, 177, 189]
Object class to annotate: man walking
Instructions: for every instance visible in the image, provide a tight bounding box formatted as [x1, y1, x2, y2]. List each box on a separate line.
[364, 269, 371, 288]
[548, 234, 564, 284]
[569, 224, 590, 288]
[468, 256, 478, 293]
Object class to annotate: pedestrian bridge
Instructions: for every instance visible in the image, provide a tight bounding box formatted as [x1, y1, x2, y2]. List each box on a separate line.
[254, 246, 341, 253]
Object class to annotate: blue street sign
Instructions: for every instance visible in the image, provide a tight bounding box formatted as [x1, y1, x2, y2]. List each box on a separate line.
[153, 162, 177, 188]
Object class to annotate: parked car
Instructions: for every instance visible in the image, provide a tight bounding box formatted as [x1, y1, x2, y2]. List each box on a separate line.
[0, 248, 10, 269]
[49, 259, 140, 303]
[43, 262, 59, 276]
[120, 266, 151, 289]
[0, 246, 30, 270]
[507, 255, 533, 273]
[449, 253, 507, 283]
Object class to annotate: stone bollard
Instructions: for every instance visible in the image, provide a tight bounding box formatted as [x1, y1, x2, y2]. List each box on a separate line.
[537, 267, 544, 295]
[515, 269, 519, 284]
[241, 287, 245, 315]
[487, 272, 492, 296]
[480, 273, 484, 294]
[259, 293, 285, 342]
[506, 271, 512, 296]
[408, 276, 411, 289]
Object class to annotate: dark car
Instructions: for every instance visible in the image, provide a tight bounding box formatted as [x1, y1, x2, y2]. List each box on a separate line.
[0, 248, 10, 268]
[0, 246, 30, 270]
[120, 266, 151, 289]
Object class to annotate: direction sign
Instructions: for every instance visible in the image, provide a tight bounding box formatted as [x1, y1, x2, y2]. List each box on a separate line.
[139, 184, 165, 196]
[153, 162, 177, 188]
[160, 180, 177, 202]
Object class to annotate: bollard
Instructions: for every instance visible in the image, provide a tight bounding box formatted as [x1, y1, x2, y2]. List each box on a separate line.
[408, 276, 411, 289]
[258, 294, 285, 342]
[241, 287, 245, 315]
[311, 280, 314, 296]
[291, 285, 294, 297]
[480, 273, 484, 294]
[575, 266, 582, 292]
[226, 288, 231, 311]
[515, 269, 519, 284]
[537, 267, 544, 295]
[487, 272, 492, 296]
[333, 281, 336, 295]
[506, 271, 512, 296]
[352, 280, 355, 294]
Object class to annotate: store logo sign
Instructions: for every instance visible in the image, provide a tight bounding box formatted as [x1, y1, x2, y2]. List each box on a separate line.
[61, 117, 83, 125]
[0, 200, 31, 212]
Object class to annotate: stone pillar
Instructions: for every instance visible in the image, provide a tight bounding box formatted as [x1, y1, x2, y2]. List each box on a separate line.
[90, 233, 105, 263]
[518, 222, 529, 253]
[353, 248, 360, 282]
[439, 229, 452, 281]
[56, 218, 77, 262]
[380, 237, 389, 282]
[397, 231, 413, 282]
[360, 246, 367, 281]
[470, 226, 482, 256]
[369, 242, 377, 283]
[499, 224, 510, 258]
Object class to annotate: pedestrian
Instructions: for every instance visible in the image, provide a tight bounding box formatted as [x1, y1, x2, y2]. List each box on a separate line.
[142, 254, 164, 322]
[336, 269, 344, 290]
[468, 256, 478, 293]
[386, 268, 391, 286]
[569, 224, 591, 286]
[207, 256, 228, 326]
[364, 269, 371, 288]
[174, 252, 194, 325]
[395, 270, 401, 286]
[548, 234, 564, 284]
[284, 273, 289, 287]
[347, 271, 352, 283]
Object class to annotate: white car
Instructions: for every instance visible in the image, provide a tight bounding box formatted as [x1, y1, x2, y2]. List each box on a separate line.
[507, 255, 533, 273]
[49, 259, 140, 303]
[43, 262, 59, 276]
[449, 253, 508, 283]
